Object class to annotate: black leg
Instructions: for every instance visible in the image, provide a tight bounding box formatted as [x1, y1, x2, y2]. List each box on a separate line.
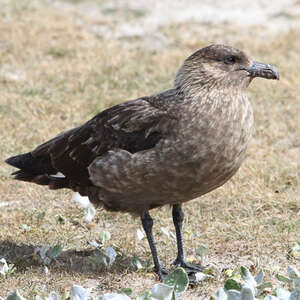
[141, 211, 168, 280]
[172, 204, 203, 276]
[172, 204, 186, 265]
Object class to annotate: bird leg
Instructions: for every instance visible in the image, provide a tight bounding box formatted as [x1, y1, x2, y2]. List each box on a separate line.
[172, 204, 203, 276]
[141, 211, 168, 280]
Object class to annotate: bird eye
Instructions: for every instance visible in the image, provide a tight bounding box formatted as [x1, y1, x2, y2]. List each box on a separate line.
[224, 55, 237, 64]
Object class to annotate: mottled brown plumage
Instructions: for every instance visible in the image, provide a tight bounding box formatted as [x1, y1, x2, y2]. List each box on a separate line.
[6, 44, 279, 282]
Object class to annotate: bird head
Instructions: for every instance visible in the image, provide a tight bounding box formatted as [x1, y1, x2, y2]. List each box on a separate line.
[174, 44, 279, 94]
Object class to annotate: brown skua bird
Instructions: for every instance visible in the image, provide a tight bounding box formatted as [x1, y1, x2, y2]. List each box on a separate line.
[6, 45, 279, 283]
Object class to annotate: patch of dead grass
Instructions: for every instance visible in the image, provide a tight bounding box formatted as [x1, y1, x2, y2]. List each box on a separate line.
[0, 1, 299, 299]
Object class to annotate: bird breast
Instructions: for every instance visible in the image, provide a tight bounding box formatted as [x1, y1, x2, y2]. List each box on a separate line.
[160, 90, 254, 197]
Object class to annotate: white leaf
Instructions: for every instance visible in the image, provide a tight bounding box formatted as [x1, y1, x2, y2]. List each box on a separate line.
[92, 249, 108, 267]
[136, 229, 145, 240]
[21, 224, 30, 231]
[287, 266, 300, 280]
[292, 277, 300, 290]
[292, 243, 300, 251]
[161, 227, 170, 238]
[100, 231, 111, 242]
[0, 65, 26, 81]
[39, 245, 50, 259]
[131, 254, 143, 270]
[264, 296, 279, 300]
[241, 267, 257, 291]
[91, 247, 116, 268]
[243, 284, 256, 298]
[275, 287, 290, 300]
[48, 244, 63, 259]
[225, 290, 241, 300]
[6, 290, 26, 300]
[83, 205, 96, 223]
[290, 290, 300, 300]
[44, 266, 49, 274]
[150, 283, 174, 300]
[195, 272, 212, 282]
[213, 288, 227, 300]
[0, 201, 20, 208]
[196, 245, 210, 261]
[72, 192, 90, 208]
[39, 245, 51, 264]
[0, 258, 9, 276]
[88, 240, 101, 248]
[169, 232, 176, 240]
[290, 243, 300, 260]
[46, 291, 60, 300]
[96, 293, 131, 300]
[38, 244, 62, 265]
[70, 285, 92, 300]
[241, 287, 255, 300]
[105, 247, 117, 267]
[255, 270, 264, 285]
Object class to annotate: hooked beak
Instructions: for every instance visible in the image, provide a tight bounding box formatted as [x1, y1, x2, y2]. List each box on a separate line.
[244, 61, 280, 80]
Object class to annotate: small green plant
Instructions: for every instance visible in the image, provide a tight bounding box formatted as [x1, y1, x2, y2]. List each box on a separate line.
[2, 290, 26, 300]
[99, 231, 111, 244]
[0, 258, 9, 276]
[136, 229, 145, 240]
[83, 205, 96, 223]
[89, 247, 117, 269]
[38, 244, 63, 265]
[131, 253, 143, 271]
[211, 266, 300, 300]
[99, 268, 189, 300]
[1, 268, 189, 300]
[2, 260, 299, 300]
[72, 192, 96, 223]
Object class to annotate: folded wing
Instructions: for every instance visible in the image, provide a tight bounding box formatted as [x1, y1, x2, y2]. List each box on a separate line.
[6, 95, 172, 195]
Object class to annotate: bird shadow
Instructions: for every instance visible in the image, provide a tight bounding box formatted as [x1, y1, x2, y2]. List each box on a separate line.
[0, 240, 137, 276]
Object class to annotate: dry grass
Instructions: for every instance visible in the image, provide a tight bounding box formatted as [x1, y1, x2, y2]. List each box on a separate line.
[0, 1, 299, 299]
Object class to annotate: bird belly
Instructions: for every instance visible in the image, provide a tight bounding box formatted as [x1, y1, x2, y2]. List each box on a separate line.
[88, 134, 250, 215]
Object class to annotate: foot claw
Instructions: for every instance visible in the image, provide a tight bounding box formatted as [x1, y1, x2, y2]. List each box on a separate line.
[157, 267, 169, 281]
[156, 264, 204, 285]
[172, 259, 204, 284]
[172, 259, 204, 273]
[188, 272, 201, 285]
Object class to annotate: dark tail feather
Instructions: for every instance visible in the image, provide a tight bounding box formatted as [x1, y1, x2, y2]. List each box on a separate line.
[6, 152, 35, 171]
[10, 169, 70, 190]
[6, 153, 71, 189]
[11, 170, 36, 182]
[6, 152, 55, 175]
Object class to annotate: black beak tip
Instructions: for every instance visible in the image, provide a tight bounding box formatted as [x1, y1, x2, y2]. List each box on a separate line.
[247, 61, 280, 81]
[268, 64, 280, 80]
[273, 68, 280, 80]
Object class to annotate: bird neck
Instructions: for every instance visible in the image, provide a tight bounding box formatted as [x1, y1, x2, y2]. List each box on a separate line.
[182, 83, 247, 105]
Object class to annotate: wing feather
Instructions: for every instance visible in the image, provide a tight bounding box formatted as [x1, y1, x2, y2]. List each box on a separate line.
[31, 96, 170, 189]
